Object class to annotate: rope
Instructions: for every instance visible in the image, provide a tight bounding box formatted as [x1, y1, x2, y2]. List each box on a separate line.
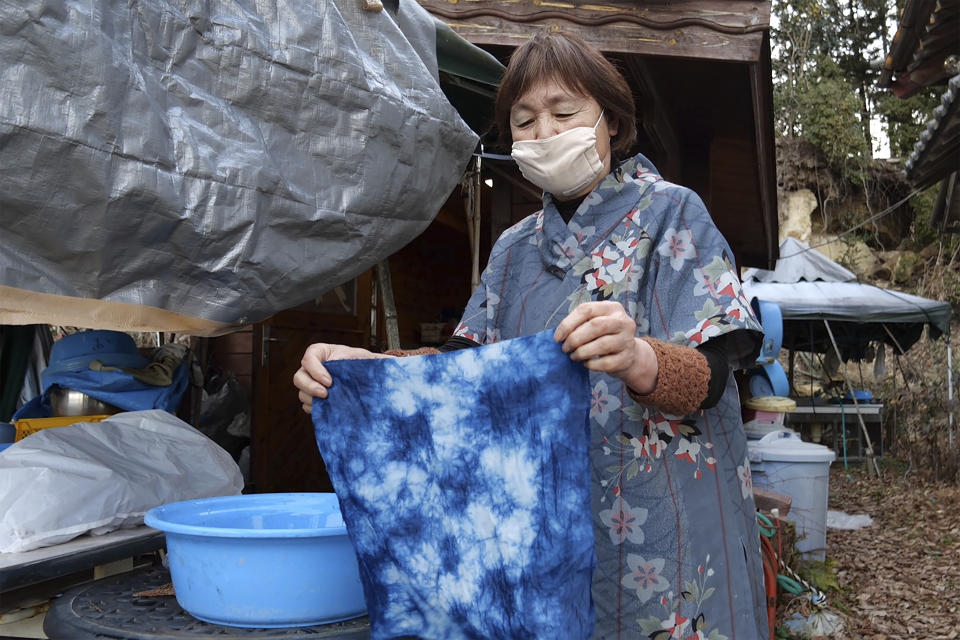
[776, 558, 828, 608]
[756, 512, 828, 605]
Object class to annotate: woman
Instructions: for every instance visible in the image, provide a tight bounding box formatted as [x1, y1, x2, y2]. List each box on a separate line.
[296, 31, 767, 639]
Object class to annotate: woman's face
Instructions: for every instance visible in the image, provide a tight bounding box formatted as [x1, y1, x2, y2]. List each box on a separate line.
[509, 79, 617, 200]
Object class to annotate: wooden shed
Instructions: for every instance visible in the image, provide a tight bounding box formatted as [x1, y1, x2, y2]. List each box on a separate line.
[237, 0, 782, 492]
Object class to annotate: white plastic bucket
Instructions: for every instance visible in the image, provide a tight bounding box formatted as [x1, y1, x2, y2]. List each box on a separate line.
[747, 429, 836, 560]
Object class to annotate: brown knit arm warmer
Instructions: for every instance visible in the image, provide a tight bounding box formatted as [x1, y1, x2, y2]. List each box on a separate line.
[626, 337, 711, 416]
[382, 347, 442, 357]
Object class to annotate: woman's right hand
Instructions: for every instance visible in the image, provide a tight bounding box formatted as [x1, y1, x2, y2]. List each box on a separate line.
[294, 343, 389, 414]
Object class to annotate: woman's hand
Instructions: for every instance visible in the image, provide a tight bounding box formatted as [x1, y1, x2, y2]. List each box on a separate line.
[554, 301, 658, 394]
[294, 343, 390, 414]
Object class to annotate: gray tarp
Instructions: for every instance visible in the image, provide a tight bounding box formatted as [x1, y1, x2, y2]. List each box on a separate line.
[742, 239, 951, 357]
[0, 0, 478, 334]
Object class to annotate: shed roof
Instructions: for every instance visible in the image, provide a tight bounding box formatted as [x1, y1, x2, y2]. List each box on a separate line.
[879, 0, 959, 216]
[879, 0, 960, 98]
[904, 73, 960, 189]
[418, 0, 780, 269]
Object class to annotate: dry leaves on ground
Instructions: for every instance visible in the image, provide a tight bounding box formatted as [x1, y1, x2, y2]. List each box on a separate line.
[802, 464, 960, 639]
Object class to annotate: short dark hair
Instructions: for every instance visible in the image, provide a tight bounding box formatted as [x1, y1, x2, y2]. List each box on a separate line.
[494, 31, 637, 157]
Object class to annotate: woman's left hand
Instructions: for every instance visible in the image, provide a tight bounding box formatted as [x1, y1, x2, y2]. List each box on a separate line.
[554, 301, 658, 394]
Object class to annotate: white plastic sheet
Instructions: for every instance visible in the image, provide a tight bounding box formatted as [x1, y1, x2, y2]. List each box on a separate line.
[826, 509, 874, 530]
[0, 410, 243, 553]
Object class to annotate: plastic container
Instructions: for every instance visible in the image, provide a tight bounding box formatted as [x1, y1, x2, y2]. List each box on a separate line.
[12, 415, 111, 441]
[747, 362, 790, 399]
[751, 299, 783, 364]
[144, 493, 366, 628]
[842, 389, 873, 402]
[742, 396, 797, 438]
[747, 430, 835, 560]
[0, 422, 16, 443]
[743, 419, 784, 439]
[43, 330, 149, 383]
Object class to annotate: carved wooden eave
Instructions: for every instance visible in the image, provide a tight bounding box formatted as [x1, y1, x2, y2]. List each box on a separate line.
[422, 0, 769, 62]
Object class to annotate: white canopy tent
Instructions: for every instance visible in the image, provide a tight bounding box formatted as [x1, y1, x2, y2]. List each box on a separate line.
[743, 238, 951, 357]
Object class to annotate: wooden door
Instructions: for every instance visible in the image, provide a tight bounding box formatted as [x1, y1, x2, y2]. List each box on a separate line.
[251, 273, 372, 493]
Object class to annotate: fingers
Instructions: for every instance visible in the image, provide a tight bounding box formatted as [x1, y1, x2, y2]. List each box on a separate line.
[580, 350, 634, 375]
[300, 344, 334, 387]
[554, 301, 620, 343]
[293, 343, 336, 412]
[294, 364, 329, 397]
[554, 301, 642, 381]
[554, 301, 631, 345]
[567, 331, 633, 363]
[294, 343, 388, 412]
[558, 304, 634, 357]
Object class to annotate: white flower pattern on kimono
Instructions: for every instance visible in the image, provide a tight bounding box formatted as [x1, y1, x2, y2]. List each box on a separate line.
[580, 190, 604, 209]
[612, 235, 640, 257]
[659, 612, 691, 639]
[621, 553, 670, 602]
[453, 321, 480, 343]
[738, 459, 754, 499]
[674, 437, 701, 463]
[683, 316, 727, 346]
[693, 264, 739, 300]
[557, 236, 579, 263]
[590, 379, 621, 426]
[632, 432, 664, 465]
[598, 496, 648, 545]
[585, 245, 621, 290]
[568, 220, 595, 244]
[657, 227, 695, 271]
[485, 290, 500, 321]
[676, 437, 717, 480]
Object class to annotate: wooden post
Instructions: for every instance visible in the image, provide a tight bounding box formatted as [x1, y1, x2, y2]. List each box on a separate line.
[376, 260, 400, 352]
[461, 155, 483, 293]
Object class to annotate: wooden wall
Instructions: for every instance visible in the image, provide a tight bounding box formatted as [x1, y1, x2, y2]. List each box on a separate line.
[201, 326, 254, 397]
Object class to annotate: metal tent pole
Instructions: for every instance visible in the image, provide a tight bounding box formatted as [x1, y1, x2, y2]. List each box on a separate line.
[823, 319, 881, 477]
[948, 338, 954, 449]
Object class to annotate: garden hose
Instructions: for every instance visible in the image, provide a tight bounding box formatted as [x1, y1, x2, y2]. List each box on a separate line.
[756, 512, 829, 604]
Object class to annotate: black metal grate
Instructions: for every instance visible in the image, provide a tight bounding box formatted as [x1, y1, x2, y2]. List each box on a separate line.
[43, 565, 370, 639]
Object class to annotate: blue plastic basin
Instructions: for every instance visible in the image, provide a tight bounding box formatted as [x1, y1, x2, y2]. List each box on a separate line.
[144, 493, 366, 628]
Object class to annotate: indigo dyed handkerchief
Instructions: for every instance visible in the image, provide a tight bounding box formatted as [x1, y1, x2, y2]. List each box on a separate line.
[312, 330, 594, 640]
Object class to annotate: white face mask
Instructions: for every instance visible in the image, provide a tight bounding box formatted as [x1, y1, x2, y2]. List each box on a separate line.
[510, 111, 606, 198]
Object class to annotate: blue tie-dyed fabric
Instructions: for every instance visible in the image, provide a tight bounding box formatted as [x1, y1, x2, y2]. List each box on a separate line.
[312, 330, 595, 640]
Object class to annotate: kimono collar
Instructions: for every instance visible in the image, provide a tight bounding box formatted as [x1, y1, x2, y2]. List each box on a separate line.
[534, 153, 664, 277]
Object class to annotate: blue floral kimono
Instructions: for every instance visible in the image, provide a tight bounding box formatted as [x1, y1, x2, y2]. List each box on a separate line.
[454, 154, 767, 639]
